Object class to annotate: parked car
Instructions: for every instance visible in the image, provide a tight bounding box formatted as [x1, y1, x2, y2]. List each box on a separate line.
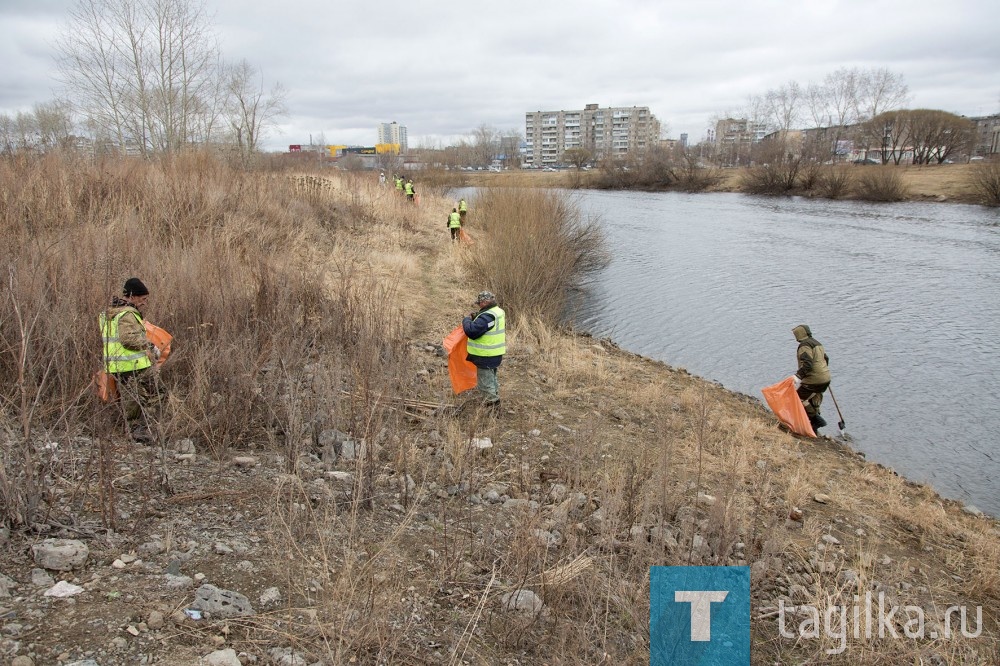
[970, 156, 985, 162]
[852, 158, 880, 165]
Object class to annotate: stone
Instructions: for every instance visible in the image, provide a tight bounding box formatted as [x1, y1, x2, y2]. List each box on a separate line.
[200, 648, 242, 666]
[500, 589, 543, 615]
[470, 437, 493, 450]
[191, 584, 255, 618]
[11, 656, 33, 666]
[31, 568, 55, 587]
[31, 539, 89, 571]
[147, 610, 165, 630]
[813, 494, 831, 504]
[821, 534, 840, 546]
[962, 505, 984, 517]
[232, 456, 258, 468]
[260, 587, 282, 605]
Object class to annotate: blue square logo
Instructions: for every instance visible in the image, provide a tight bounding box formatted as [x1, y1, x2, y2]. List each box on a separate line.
[650, 566, 750, 665]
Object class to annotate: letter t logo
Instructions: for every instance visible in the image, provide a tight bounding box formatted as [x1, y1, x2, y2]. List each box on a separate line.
[675, 591, 729, 641]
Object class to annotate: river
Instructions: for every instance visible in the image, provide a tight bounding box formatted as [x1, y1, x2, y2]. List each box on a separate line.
[455, 187, 1000, 515]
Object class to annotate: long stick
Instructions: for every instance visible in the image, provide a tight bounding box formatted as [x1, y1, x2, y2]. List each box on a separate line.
[828, 386, 846, 433]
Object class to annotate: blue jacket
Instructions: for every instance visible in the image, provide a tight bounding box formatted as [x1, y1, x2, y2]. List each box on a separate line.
[462, 307, 503, 369]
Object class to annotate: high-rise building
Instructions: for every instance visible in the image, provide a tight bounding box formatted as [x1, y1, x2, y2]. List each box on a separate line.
[376, 122, 407, 152]
[524, 103, 660, 166]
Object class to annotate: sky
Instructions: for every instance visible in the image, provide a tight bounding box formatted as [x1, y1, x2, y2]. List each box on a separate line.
[1, 0, 998, 152]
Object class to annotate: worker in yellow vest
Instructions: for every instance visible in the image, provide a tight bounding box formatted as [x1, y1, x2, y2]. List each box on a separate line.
[447, 208, 462, 242]
[404, 178, 415, 203]
[458, 198, 468, 223]
[462, 290, 505, 409]
[99, 277, 161, 442]
[394, 175, 404, 191]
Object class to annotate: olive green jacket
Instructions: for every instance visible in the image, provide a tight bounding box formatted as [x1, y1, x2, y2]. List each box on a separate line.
[793, 324, 831, 385]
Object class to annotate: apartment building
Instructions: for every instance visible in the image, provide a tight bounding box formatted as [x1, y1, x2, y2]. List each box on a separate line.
[970, 114, 1000, 157]
[524, 103, 660, 166]
[713, 118, 768, 166]
[376, 122, 407, 152]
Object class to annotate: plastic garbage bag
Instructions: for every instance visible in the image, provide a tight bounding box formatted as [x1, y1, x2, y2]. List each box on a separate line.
[443, 325, 477, 395]
[761, 376, 816, 438]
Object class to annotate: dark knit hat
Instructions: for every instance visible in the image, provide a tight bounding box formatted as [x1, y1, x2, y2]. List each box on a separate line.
[123, 277, 149, 297]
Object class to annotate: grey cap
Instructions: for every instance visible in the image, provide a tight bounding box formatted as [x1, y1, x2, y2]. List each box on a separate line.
[476, 290, 496, 303]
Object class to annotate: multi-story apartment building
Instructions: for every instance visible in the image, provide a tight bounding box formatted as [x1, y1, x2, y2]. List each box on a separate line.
[524, 103, 660, 166]
[376, 122, 407, 152]
[713, 118, 768, 166]
[970, 114, 1000, 157]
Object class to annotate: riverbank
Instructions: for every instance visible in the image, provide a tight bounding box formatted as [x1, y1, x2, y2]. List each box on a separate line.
[0, 165, 997, 665]
[458, 163, 986, 204]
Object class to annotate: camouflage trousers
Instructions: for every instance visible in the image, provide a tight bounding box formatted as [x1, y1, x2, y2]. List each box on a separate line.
[113, 368, 163, 424]
[797, 382, 829, 416]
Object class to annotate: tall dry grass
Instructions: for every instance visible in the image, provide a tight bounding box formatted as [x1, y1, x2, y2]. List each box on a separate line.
[0, 151, 410, 527]
[462, 188, 609, 324]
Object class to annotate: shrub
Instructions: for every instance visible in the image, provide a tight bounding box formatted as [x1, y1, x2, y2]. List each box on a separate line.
[463, 188, 609, 323]
[853, 166, 908, 202]
[969, 160, 1000, 206]
[815, 167, 854, 199]
[740, 160, 801, 195]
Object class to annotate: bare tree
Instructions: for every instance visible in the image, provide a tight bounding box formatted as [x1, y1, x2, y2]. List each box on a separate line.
[856, 68, 909, 121]
[562, 147, 592, 169]
[471, 124, 500, 167]
[56, 0, 223, 155]
[224, 59, 286, 156]
[907, 110, 974, 165]
[33, 100, 76, 151]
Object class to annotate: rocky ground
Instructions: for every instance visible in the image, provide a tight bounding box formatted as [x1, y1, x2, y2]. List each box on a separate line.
[1, 175, 997, 665]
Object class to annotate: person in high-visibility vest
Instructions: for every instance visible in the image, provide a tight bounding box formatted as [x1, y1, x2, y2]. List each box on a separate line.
[404, 178, 415, 202]
[462, 290, 505, 409]
[447, 208, 462, 242]
[394, 175, 404, 191]
[458, 198, 468, 223]
[99, 277, 161, 441]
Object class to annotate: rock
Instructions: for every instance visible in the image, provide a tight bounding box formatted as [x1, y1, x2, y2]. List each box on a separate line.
[11, 656, 34, 666]
[147, 610, 165, 630]
[213, 542, 234, 555]
[821, 534, 840, 546]
[470, 437, 493, 450]
[500, 589, 543, 615]
[962, 505, 984, 517]
[31, 568, 55, 587]
[164, 574, 194, 589]
[232, 456, 258, 468]
[268, 647, 308, 666]
[0, 573, 16, 598]
[528, 429, 541, 437]
[838, 569, 859, 588]
[813, 494, 831, 504]
[191, 584, 255, 618]
[697, 492, 717, 506]
[43, 581, 85, 597]
[31, 538, 89, 571]
[173, 438, 196, 454]
[200, 648, 242, 666]
[502, 498, 535, 511]
[260, 587, 281, 605]
[788, 508, 804, 522]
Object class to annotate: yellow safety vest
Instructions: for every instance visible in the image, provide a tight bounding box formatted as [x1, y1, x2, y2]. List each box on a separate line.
[459, 200, 468, 212]
[449, 212, 462, 228]
[405, 182, 414, 195]
[395, 178, 403, 189]
[100, 310, 152, 374]
[467, 306, 506, 357]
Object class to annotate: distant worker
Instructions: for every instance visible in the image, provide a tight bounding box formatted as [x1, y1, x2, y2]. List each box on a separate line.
[462, 291, 506, 409]
[404, 178, 415, 203]
[458, 198, 468, 222]
[100, 277, 161, 442]
[791, 324, 831, 434]
[447, 208, 462, 242]
[395, 174, 404, 191]
[379, 171, 386, 186]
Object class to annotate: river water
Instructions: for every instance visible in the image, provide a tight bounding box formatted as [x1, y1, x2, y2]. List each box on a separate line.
[455, 187, 1000, 515]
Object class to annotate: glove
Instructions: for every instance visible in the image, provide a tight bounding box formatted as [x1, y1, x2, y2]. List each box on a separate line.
[790, 376, 801, 389]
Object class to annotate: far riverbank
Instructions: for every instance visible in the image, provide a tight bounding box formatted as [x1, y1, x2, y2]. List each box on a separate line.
[454, 162, 987, 205]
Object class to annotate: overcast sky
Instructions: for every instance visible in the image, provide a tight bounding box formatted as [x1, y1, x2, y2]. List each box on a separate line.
[1, 0, 998, 151]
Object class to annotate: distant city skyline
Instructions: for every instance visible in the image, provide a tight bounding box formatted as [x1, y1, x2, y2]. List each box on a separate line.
[1, 0, 997, 151]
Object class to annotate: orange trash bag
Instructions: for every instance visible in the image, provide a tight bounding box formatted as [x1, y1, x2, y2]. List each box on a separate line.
[459, 228, 474, 245]
[94, 370, 118, 402]
[761, 377, 816, 438]
[144, 320, 173, 367]
[443, 325, 477, 394]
